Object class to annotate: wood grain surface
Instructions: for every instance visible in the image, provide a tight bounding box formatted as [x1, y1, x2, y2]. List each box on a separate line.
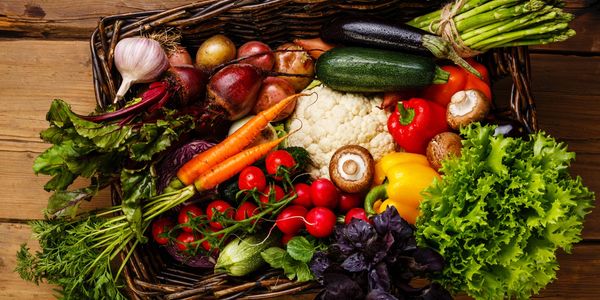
[0, 0, 598, 299]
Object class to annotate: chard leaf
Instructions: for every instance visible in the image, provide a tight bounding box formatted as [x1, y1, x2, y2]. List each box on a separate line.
[120, 167, 155, 242]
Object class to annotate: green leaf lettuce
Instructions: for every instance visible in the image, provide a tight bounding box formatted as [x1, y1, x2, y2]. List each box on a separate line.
[416, 124, 594, 300]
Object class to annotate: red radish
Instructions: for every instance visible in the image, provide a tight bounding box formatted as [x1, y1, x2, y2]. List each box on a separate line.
[293, 37, 335, 59]
[338, 193, 362, 213]
[305, 207, 336, 238]
[292, 183, 312, 208]
[168, 45, 193, 66]
[207, 63, 263, 121]
[253, 77, 296, 121]
[206, 200, 234, 230]
[152, 218, 174, 245]
[234, 202, 259, 221]
[310, 178, 340, 209]
[273, 43, 315, 91]
[259, 185, 285, 204]
[276, 205, 308, 235]
[178, 204, 203, 233]
[345, 208, 369, 225]
[237, 41, 274, 71]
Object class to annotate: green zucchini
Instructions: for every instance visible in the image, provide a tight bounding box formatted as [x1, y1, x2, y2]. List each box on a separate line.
[316, 46, 449, 92]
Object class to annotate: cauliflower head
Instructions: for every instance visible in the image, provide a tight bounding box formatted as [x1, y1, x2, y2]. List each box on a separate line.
[286, 85, 395, 178]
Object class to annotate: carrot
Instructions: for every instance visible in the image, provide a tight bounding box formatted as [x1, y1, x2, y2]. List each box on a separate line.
[194, 134, 288, 191]
[177, 93, 307, 185]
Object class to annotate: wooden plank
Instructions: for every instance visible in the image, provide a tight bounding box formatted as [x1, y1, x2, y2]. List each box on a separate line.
[0, 223, 56, 299]
[0, 1, 194, 39]
[0, 40, 111, 219]
[1, 221, 600, 299]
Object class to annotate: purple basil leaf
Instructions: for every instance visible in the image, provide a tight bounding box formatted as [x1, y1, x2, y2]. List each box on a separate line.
[409, 248, 445, 273]
[341, 252, 368, 272]
[368, 262, 391, 292]
[310, 251, 332, 283]
[366, 289, 400, 300]
[319, 272, 365, 300]
[372, 207, 413, 240]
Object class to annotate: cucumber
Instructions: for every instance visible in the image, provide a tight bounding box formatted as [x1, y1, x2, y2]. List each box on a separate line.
[316, 46, 449, 93]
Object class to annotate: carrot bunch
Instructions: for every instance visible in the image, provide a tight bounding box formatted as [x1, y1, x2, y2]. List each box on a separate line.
[175, 93, 306, 192]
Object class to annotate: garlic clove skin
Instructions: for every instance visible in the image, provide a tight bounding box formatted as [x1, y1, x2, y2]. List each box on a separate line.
[113, 37, 170, 103]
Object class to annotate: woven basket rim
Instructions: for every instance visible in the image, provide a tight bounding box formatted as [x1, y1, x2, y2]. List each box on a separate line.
[88, 1, 538, 299]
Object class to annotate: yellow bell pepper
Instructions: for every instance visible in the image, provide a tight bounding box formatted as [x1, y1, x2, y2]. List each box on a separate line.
[365, 152, 440, 224]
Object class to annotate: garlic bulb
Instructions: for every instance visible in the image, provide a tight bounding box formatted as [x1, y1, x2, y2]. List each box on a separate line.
[113, 37, 169, 103]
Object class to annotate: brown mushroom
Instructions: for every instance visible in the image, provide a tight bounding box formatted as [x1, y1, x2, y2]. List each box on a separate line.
[446, 89, 491, 130]
[329, 145, 375, 193]
[426, 132, 462, 171]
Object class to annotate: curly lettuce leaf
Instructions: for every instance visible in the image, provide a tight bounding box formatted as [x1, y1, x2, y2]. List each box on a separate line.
[416, 123, 594, 300]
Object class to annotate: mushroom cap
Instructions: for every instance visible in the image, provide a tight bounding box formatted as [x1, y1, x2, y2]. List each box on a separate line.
[329, 145, 375, 193]
[446, 89, 491, 130]
[426, 132, 462, 171]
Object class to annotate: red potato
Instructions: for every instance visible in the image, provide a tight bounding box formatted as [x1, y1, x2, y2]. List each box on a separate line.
[252, 77, 296, 121]
[207, 63, 263, 121]
[168, 45, 193, 66]
[237, 41, 275, 71]
[273, 43, 315, 91]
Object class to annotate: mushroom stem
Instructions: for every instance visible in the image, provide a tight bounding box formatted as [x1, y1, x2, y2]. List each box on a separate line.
[342, 159, 359, 175]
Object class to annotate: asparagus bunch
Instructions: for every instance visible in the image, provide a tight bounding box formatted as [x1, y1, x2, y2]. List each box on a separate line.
[407, 0, 575, 51]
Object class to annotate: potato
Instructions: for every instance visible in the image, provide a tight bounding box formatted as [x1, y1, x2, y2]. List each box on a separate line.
[195, 34, 236, 71]
[252, 77, 296, 121]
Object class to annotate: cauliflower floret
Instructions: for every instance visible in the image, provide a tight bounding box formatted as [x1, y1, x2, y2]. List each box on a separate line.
[286, 85, 395, 178]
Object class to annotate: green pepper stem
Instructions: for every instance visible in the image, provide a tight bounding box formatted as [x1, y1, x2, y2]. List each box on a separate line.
[364, 184, 388, 216]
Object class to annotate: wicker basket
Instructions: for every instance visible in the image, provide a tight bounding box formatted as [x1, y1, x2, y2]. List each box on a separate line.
[90, 0, 538, 299]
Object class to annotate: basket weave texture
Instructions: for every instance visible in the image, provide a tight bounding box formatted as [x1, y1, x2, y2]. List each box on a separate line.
[90, 0, 538, 299]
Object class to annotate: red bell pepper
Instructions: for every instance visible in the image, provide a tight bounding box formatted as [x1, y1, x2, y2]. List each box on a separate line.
[420, 60, 492, 107]
[387, 98, 449, 154]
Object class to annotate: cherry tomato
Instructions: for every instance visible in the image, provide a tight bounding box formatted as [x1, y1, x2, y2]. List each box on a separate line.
[206, 200, 234, 230]
[305, 207, 336, 238]
[177, 204, 203, 233]
[344, 208, 369, 225]
[234, 202, 259, 221]
[201, 228, 224, 253]
[292, 183, 312, 208]
[281, 234, 295, 245]
[265, 150, 296, 180]
[238, 166, 267, 191]
[259, 184, 285, 204]
[151, 217, 174, 245]
[338, 193, 362, 213]
[276, 205, 308, 235]
[310, 178, 339, 209]
[175, 232, 197, 251]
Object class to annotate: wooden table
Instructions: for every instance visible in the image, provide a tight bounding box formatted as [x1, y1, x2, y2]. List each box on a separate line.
[1, 1, 598, 299]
